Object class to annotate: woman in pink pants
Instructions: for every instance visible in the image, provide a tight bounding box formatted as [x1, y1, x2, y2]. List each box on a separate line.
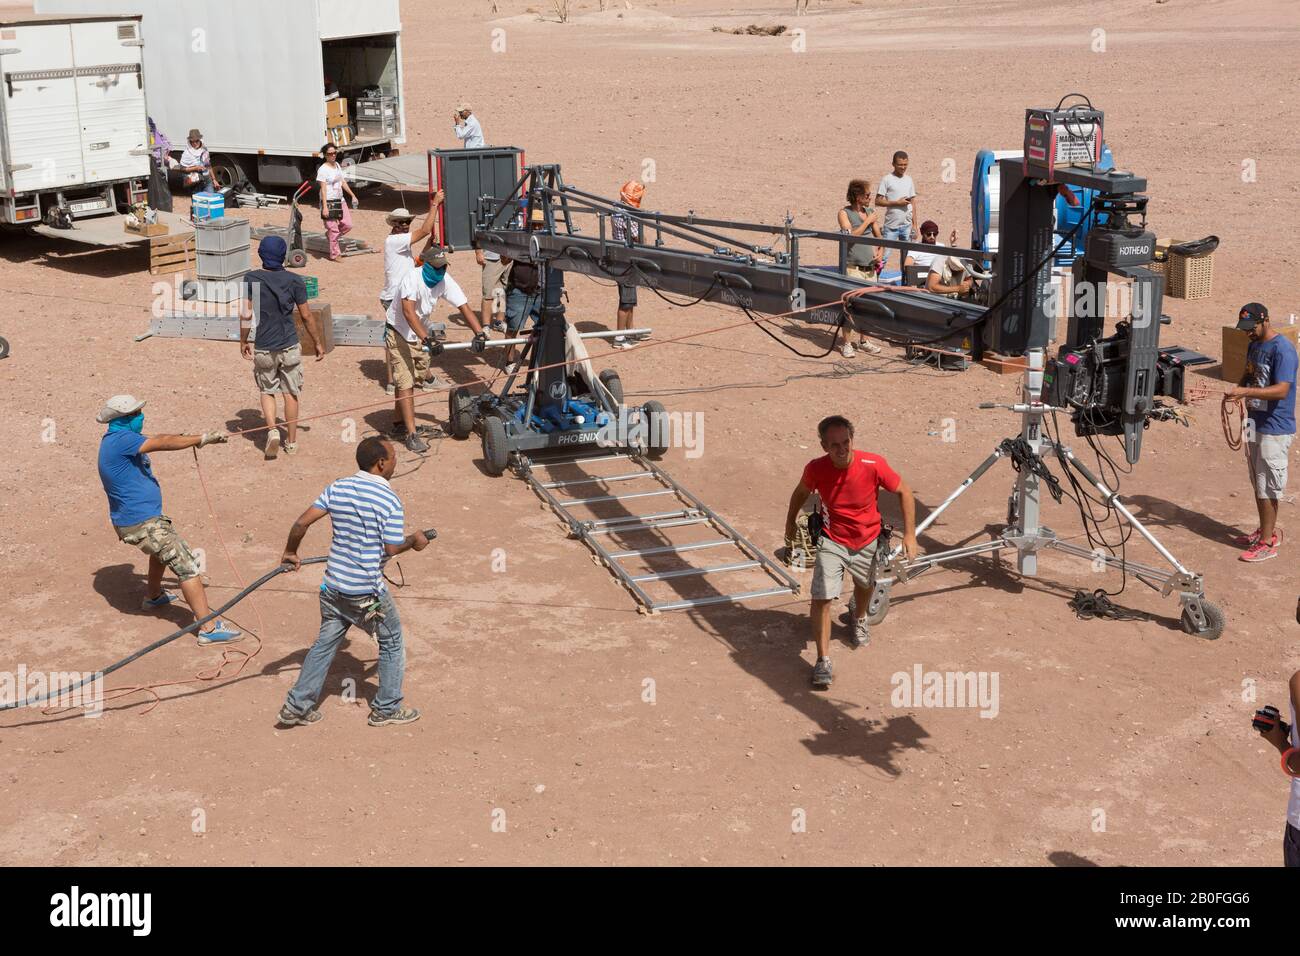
[316, 143, 359, 261]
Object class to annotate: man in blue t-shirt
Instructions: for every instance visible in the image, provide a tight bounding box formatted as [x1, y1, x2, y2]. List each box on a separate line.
[1227, 303, 1298, 563]
[95, 394, 241, 644]
[239, 236, 325, 461]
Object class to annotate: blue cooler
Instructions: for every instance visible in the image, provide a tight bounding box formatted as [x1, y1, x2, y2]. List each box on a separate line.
[193, 191, 225, 221]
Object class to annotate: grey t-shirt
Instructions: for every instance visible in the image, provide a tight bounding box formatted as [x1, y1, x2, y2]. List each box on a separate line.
[842, 207, 876, 268]
[877, 173, 916, 231]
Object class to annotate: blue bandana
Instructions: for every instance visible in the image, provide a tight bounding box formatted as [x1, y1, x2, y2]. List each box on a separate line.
[422, 261, 446, 286]
[108, 412, 145, 434]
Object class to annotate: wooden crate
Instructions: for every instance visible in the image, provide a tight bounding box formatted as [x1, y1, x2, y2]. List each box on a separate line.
[298, 303, 335, 354]
[1221, 324, 1300, 383]
[126, 221, 168, 237]
[149, 232, 194, 276]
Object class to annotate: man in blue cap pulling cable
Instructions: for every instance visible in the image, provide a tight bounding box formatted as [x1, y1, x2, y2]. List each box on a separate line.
[239, 235, 326, 460]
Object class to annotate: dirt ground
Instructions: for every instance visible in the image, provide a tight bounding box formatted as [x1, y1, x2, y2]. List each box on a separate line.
[1, 0, 1298, 866]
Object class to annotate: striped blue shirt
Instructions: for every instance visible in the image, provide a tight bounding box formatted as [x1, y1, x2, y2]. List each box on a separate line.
[314, 471, 406, 595]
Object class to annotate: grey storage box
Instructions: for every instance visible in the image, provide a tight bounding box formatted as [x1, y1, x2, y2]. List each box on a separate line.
[357, 117, 399, 139]
[192, 278, 246, 304]
[197, 244, 251, 280]
[356, 95, 397, 119]
[195, 216, 251, 253]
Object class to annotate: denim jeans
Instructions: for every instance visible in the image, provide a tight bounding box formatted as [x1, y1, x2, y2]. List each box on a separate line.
[505, 287, 542, 334]
[284, 587, 405, 717]
[881, 223, 912, 272]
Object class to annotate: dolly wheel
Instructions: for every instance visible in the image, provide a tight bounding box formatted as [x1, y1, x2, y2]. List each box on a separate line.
[449, 387, 475, 439]
[642, 400, 668, 459]
[0, 336, 9, 360]
[598, 368, 624, 405]
[286, 249, 308, 269]
[482, 416, 509, 476]
[1181, 600, 1225, 640]
[865, 588, 891, 626]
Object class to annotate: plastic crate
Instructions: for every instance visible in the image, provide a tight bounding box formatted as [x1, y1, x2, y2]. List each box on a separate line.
[304, 276, 319, 298]
[191, 278, 245, 304]
[195, 217, 250, 253]
[196, 244, 250, 280]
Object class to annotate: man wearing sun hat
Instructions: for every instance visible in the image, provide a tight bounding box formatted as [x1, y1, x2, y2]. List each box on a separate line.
[611, 179, 645, 349]
[379, 199, 439, 396]
[1227, 302, 1298, 563]
[452, 103, 485, 149]
[95, 395, 241, 644]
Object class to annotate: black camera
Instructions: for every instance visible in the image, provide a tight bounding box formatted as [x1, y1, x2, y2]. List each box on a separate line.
[1253, 705, 1291, 736]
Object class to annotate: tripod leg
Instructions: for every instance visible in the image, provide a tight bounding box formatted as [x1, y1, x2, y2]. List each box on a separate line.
[886, 446, 1007, 562]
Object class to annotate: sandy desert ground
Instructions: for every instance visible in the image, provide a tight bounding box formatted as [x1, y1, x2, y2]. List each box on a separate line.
[0, 0, 1298, 865]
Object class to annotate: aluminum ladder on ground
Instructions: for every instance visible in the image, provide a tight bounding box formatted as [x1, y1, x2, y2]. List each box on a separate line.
[520, 450, 800, 613]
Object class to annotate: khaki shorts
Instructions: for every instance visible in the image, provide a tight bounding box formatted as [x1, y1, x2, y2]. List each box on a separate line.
[846, 265, 878, 282]
[810, 534, 879, 601]
[481, 258, 511, 300]
[1250, 433, 1293, 499]
[385, 326, 431, 391]
[253, 345, 303, 395]
[115, 515, 201, 582]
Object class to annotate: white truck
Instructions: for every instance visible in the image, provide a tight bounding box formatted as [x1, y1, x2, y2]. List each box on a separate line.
[35, 0, 408, 189]
[0, 15, 150, 228]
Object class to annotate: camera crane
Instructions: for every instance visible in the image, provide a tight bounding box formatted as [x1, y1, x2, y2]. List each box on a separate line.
[456, 99, 1221, 637]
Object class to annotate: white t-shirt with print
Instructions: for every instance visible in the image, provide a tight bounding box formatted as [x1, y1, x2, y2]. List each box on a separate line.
[316, 163, 345, 201]
[386, 269, 468, 342]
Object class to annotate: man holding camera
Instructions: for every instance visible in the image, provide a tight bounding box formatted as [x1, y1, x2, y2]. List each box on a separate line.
[1226, 302, 1297, 563]
[385, 248, 489, 453]
[784, 415, 918, 690]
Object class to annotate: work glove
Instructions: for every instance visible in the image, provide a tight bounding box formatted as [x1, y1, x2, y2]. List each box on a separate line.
[198, 431, 228, 448]
[424, 336, 443, 357]
[471, 331, 488, 354]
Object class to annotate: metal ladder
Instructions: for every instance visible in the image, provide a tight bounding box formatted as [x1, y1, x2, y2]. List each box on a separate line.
[519, 450, 800, 613]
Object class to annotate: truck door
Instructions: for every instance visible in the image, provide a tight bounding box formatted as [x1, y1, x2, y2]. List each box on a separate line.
[0, 22, 86, 193]
[70, 19, 148, 186]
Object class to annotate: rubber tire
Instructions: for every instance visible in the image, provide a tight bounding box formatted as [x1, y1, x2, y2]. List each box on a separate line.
[1181, 600, 1225, 641]
[865, 589, 890, 626]
[642, 399, 668, 459]
[0, 336, 9, 360]
[286, 249, 308, 269]
[598, 368, 624, 405]
[482, 415, 510, 476]
[449, 387, 475, 439]
[209, 154, 248, 192]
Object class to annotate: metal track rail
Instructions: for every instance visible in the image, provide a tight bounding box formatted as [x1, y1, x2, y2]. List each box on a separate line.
[518, 450, 800, 613]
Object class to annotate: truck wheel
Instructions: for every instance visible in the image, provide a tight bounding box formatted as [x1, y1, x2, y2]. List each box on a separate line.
[482, 416, 510, 476]
[641, 400, 668, 459]
[0, 337, 9, 360]
[210, 154, 248, 192]
[286, 249, 308, 269]
[598, 368, 624, 405]
[449, 387, 476, 439]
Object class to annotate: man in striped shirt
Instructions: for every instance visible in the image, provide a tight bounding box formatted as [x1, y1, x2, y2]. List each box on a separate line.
[277, 436, 429, 727]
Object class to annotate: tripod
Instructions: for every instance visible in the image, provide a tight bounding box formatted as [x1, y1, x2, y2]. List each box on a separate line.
[862, 350, 1224, 639]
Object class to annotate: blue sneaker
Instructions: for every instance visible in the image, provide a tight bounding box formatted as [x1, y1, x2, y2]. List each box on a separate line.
[141, 590, 178, 610]
[196, 620, 243, 645]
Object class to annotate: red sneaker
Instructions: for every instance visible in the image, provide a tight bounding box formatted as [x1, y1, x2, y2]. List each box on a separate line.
[1233, 528, 1261, 547]
[1240, 540, 1278, 563]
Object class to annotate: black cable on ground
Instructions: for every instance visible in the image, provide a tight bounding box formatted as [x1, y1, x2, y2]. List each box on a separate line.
[1068, 589, 1146, 621]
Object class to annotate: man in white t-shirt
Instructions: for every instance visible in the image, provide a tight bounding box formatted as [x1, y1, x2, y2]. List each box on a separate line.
[379, 199, 439, 396]
[926, 256, 976, 299]
[385, 249, 488, 452]
[875, 150, 918, 275]
[903, 220, 959, 283]
[453, 103, 486, 149]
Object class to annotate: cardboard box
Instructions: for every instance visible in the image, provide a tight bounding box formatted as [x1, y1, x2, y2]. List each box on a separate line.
[1221, 323, 1300, 383]
[125, 220, 168, 237]
[298, 302, 335, 355]
[328, 125, 352, 147]
[325, 97, 348, 125]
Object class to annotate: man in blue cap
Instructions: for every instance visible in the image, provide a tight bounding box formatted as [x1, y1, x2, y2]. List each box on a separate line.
[239, 236, 326, 460]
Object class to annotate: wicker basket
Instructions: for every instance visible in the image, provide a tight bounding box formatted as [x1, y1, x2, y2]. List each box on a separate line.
[1158, 238, 1214, 299]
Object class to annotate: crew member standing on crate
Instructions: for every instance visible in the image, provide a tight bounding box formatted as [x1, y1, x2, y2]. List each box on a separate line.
[784, 415, 919, 691]
[317, 144, 360, 262]
[1226, 303, 1298, 563]
[240, 236, 326, 460]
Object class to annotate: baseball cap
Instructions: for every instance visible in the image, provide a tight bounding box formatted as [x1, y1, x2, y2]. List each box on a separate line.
[420, 246, 449, 267]
[1235, 302, 1268, 331]
[96, 394, 146, 423]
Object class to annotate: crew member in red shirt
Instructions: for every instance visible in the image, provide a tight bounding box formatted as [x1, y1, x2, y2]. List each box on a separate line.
[784, 415, 918, 689]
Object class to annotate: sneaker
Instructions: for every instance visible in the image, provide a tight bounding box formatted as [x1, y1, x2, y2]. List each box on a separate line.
[1233, 527, 1281, 548]
[504, 362, 519, 376]
[811, 656, 833, 690]
[283, 442, 298, 456]
[404, 433, 430, 454]
[196, 620, 243, 645]
[417, 376, 438, 391]
[264, 428, 281, 460]
[277, 705, 322, 727]
[1240, 540, 1278, 563]
[491, 319, 506, 333]
[368, 705, 421, 727]
[392, 423, 437, 439]
[384, 383, 395, 396]
[852, 616, 871, 648]
[840, 342, 856, 359]
[141, 590, 178, 610]
[860, 340, 883, 355]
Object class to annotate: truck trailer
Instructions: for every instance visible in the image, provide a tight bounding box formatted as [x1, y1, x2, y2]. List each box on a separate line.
[0, 15, 150, 228]
[35, 0, 407, 189]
